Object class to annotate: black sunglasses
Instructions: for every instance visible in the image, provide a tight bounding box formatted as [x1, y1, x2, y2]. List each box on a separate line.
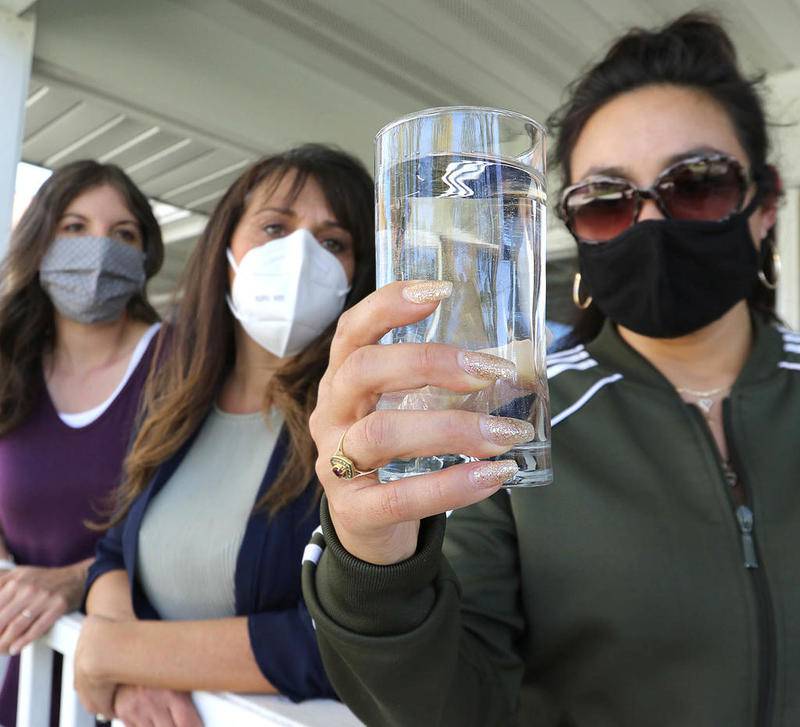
[559, 153, 751, 244]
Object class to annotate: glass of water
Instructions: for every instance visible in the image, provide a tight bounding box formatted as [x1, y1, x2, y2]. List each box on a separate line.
[375, 106, 552, 487]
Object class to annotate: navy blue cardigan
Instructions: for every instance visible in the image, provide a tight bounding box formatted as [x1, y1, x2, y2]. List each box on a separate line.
[85, 422, 335, 702]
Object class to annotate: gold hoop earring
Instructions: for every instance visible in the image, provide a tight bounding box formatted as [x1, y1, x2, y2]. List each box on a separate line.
[572, 273, 593, 310]
[758, 245, 781, 290]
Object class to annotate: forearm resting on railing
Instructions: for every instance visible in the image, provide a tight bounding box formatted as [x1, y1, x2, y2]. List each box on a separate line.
[81, 615, 277, 694]
[85, 569, 136, 620]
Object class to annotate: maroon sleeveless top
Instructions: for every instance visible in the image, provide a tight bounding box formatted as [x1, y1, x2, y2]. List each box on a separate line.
[0, 332, 157, 727]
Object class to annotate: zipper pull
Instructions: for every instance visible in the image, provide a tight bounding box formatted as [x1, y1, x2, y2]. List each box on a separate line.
[722, 462, 738, 488]
[736, 505, 760, 569]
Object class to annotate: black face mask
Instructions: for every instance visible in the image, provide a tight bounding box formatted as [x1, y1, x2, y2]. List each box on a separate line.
[577, 198, 763, 338]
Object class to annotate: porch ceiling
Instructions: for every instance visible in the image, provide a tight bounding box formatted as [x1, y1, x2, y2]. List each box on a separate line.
[21, 0, 800, 287]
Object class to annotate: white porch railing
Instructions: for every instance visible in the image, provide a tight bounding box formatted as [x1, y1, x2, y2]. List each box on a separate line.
[16, 613, 363, 727]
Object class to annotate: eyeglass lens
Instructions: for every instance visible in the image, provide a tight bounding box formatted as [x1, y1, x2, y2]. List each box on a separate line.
[566, 157, 745, 243]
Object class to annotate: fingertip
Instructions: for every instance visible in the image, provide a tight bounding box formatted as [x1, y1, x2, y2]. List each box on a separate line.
[469, 460, 519, 489]
[479, 415, 535, 447]
[400, 280, 453, 305]
[458, 350, 517, 384]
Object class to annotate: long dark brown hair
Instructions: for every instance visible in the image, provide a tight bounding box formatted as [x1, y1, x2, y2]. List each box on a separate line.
[0, 160, 164, 436]
[548, 12, 782, 348]
[113, 144, 375, 524]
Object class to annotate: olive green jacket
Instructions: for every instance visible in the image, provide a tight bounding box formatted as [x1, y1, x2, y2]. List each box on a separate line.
[302, 317, 800, 727]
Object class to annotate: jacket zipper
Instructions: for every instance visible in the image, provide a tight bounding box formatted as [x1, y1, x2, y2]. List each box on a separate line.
[723, 401, 777, 727]
[689, 403, 776, 727]
[734, 503, 759, 569]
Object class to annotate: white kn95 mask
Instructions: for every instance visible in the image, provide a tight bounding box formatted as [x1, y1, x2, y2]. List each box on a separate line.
[227, 228, 351, 357]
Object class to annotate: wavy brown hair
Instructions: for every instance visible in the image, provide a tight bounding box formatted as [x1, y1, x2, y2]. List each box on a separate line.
[112, 144, 375, 524]
[0, 160, 164, 436]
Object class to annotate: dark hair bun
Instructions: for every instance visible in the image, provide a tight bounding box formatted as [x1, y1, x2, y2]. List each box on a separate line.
[605, 13, 738, 69]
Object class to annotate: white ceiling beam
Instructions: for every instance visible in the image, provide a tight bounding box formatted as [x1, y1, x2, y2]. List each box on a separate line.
[184, 187, 225, 210]
[43, 113, 126, 166]
[24, 82, 48, 107]
[148, 290, 181, 310]
[124, 138, 193, 175]
[22, 99, 83, 145]
[97, 125, 161, 163]
[162, 159, 250, 199]
[133, 148, 217, 187]
[0, 0, 36, 15]
[160, 214, 208, 245]
[31, 60, 263, 159]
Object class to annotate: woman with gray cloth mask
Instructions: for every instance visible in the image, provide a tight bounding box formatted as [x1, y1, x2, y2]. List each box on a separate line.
[75, 144, 375, 725]
[301, 13, 799, 727]
[0, 160, 164, 727]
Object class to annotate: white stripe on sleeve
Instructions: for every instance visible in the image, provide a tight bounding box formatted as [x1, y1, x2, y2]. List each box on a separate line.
[547, 350, 591, 367]
[552, 374, 624, 427]
[547, 358, 598, 379]
[546, 344, 585, 361]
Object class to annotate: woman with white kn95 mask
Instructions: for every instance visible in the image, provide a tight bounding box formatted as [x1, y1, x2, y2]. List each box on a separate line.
[74, 144, 374, 726]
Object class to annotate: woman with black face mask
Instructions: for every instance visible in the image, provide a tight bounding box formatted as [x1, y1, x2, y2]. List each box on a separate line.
[298, 13, 800, 727]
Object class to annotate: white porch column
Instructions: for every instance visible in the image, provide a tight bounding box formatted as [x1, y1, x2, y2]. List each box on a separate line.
[766, 66, 800, 329]
[0, 3, 35, 256]
[776, 188, 800, 330]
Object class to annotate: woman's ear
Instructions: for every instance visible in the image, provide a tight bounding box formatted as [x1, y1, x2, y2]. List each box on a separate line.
[758, 165, 782, 240]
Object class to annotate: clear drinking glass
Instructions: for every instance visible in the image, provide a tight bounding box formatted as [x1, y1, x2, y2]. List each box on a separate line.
[375, 106, 552, 487]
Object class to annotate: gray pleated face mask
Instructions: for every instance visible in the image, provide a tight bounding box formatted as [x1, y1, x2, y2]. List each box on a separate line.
[39, 235, 147, 324]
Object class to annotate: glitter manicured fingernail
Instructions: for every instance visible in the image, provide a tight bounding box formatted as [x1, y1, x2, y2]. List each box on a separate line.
[480, 416, 534, 445]
[458, 351, 516, 382]
[470, 460, 519, 488]
[402, 280, 453, 304]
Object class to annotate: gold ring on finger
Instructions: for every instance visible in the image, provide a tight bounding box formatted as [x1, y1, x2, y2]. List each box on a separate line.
[330, 428, 378, 480]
